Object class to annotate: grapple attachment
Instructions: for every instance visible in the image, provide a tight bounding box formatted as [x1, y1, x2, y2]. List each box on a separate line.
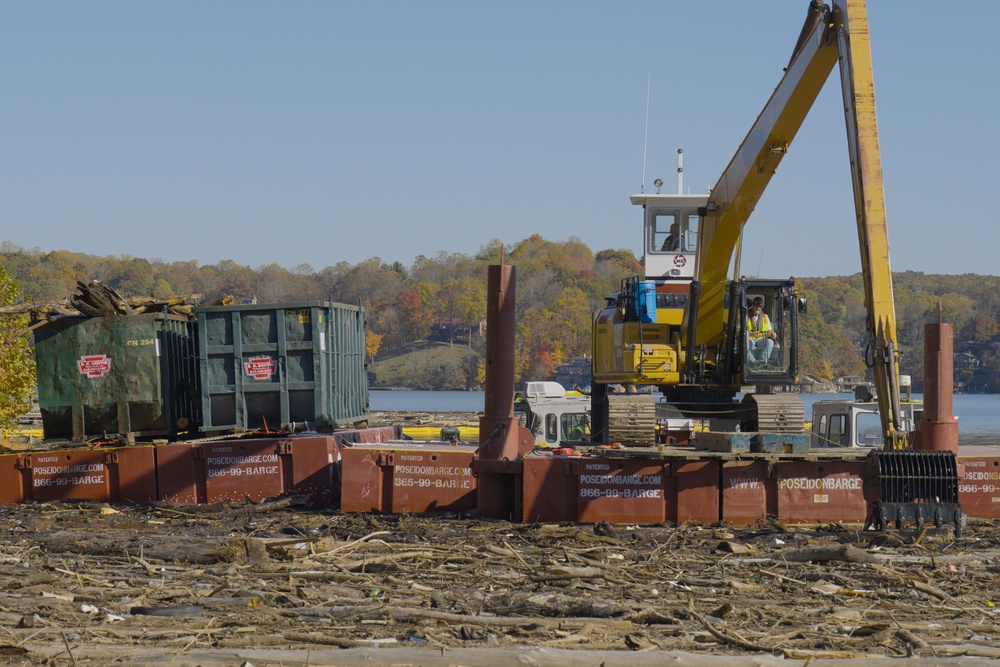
[864, 450, 962, 534]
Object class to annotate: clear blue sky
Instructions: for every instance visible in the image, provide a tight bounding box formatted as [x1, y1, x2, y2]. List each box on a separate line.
[2, 2, 996, 278]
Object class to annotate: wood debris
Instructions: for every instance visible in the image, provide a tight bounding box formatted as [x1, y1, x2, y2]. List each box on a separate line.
[0, 279, 236, 332]
[1, 501, 1000, 665]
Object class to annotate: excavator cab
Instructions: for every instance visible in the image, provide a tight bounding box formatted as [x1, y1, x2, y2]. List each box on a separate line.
[729, 280, 802, 386]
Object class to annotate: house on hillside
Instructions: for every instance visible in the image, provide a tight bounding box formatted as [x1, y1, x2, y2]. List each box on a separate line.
[796, 374, 835, 393]
[430, 318, 485, 344]
[835, 375, 867, 392]
[955, 351, 980, 369]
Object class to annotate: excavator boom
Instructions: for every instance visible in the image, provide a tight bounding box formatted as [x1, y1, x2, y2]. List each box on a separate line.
[692, 0, 904, 447]
[694, 3, 838, 350]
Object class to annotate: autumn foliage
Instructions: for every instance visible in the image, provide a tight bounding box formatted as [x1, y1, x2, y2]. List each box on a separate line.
[0, 265, 36, 431]
[3, 239, 1000, 391]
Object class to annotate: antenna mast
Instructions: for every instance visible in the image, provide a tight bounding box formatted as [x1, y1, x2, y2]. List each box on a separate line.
[640, 72, 651, 193]
[677, 148, 684, 194]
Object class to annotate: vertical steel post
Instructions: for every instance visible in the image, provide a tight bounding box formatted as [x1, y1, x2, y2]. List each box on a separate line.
[916, 307, 958, 453]
[478, 264, 519, 460]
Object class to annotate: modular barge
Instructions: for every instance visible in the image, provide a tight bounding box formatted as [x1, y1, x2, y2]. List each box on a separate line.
[6, 269, 997, 531]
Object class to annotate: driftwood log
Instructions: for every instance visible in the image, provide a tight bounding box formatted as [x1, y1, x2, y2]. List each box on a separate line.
[32, 529, 270, 566]
[779, 543, 880, 564]
[70, 280, 133, 317]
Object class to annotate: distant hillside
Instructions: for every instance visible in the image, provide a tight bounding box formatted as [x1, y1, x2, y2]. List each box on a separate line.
[5, 240, 1000, 391]
[369, 340, 480, 391]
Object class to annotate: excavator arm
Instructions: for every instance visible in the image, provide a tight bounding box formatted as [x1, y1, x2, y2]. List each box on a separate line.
[690, 0, 906, 448]
[834, 1, 907, 450]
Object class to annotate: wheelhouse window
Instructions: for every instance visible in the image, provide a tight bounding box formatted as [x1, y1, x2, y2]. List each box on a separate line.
[652, 213, 678, 252]
[649, 208, 699, 256]
[685, 213, 698, 251]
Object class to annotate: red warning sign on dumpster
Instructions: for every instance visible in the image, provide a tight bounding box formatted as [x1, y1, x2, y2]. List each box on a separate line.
[243, 356, 277, 380]
[77, 354, 112, 378]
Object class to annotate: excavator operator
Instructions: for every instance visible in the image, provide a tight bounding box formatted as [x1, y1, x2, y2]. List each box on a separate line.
[747, 297, 777, 364]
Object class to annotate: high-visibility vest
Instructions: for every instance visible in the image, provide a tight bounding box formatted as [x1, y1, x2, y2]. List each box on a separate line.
[747, 313, 771, 340]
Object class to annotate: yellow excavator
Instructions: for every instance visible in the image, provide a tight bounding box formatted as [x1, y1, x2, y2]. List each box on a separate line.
[592, 0, 908, 450]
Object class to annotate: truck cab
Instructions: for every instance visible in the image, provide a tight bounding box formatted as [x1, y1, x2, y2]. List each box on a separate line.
[514, 382, 591, 447]
[811, 378, 923, 448]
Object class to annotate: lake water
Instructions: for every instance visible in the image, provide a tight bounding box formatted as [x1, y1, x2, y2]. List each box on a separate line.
[371, 390, 487, 413]
[369, 390, 1000, 442]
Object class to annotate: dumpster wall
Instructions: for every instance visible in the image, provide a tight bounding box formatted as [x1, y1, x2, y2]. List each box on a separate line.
[34, 314, 199, 442]
[196, 301, 368, 433]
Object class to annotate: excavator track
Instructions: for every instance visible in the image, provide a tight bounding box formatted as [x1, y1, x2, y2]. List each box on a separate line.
[606, 394, 657, 446]
[741, 393, 805, 433]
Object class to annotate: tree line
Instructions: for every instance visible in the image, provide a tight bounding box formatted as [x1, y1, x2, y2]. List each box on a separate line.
[3, 238, 1000, 406]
